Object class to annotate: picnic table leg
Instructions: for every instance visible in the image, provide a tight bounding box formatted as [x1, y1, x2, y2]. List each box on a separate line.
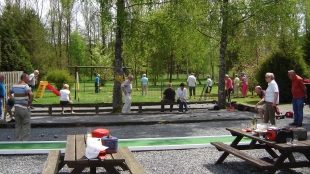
[90, 167, 96, 174]
[58, 154, 65, 172]
[264, 147, 279, 159]
[70, 167, 85, 174]
[268, 152, 289, 174]
[249, 140, 257, 149]
[104, 166, 120, 174]
[301, 151, 310, 161]
[215, 135, 243, 164]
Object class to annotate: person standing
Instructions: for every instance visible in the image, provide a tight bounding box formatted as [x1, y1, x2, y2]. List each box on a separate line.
[9, 73, 33, 141]
[121, 74, 133, 114]
[205, 75, 212, 100]
[0, 74, 6, 121]
[264, 72, 279, 125]
[161, 83, 176, 112]
[225, 74, 234, 103]
[254, 86, 266, 122]
[95, 74, 100, 93]
[233, 74, 240, 98]
[141, 74, 148, 96]
[177, 83, 188, 113]
[187, 73, 196, 99]
[288, 70, 306, 127]
[241, 72, 248, 98]
[60, 84, 74, 114]
[28, 70, 39, 109]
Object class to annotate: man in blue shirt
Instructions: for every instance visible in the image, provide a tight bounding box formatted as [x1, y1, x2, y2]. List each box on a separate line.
[0, 74, 6, 121]
[141, 74, 148, 96]
[95, 74, 100, 93]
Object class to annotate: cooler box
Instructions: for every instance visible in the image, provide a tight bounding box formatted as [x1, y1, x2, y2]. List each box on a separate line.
[92, 128, 110, 138]
[102, 136, 118, 153]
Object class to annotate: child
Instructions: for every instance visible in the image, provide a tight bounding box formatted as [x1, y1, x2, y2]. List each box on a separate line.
[2, 98, 15, 123]
[60, 84, 74, 114]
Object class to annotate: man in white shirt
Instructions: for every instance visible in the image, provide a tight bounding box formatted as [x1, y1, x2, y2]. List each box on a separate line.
[28, 70, 39, 109]
[121, 74, 133, 114]
[205, 75, 212, 100]
[187, 73, 196, 99]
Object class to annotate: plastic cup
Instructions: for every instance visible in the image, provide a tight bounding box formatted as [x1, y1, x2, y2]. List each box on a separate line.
[293, 135, 298, 146]
[286, 138, 292, 145]
[259, 132, 264, 138]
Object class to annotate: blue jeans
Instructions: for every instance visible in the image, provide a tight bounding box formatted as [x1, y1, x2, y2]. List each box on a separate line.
[292, 98, 304, 124]
[179, 99, 188, 112]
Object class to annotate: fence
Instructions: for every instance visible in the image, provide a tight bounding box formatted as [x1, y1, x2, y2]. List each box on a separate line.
[0, 71, 24, 109]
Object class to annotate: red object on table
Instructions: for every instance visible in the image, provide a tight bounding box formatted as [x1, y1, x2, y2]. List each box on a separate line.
[242, 129, 251, 132]
[92, 128, 110, 138]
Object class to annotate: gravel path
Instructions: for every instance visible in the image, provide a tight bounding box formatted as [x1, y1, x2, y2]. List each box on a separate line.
[0, 104, 309, 174]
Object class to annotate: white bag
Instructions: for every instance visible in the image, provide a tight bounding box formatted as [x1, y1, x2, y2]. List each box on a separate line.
[85, 138, 108, 159]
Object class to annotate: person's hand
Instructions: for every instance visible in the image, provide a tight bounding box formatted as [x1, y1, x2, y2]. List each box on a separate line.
[180, 98, 184, 102]
[271, 103, 276, 107]
[1, 119, 6, 123]
[255, 104, 258, 110]
[124, 91, 127, 95]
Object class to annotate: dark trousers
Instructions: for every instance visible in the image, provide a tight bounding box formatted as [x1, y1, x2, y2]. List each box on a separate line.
[161, 99, 174, 112]
[225, 88, 233, 103]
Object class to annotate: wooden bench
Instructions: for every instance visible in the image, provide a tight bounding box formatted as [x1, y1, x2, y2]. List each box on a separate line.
[211, 142, 274, 170]
[118, 146, 147, 174]
[42, 150, 62, 174]
[131, 101, 176, 113]
[33, 103, 105, 115]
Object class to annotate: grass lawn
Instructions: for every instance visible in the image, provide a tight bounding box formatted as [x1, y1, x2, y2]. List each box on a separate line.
[34, 79, 261, 106]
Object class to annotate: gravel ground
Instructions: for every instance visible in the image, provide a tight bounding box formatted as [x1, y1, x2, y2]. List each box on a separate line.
[0, 104, 310, 174]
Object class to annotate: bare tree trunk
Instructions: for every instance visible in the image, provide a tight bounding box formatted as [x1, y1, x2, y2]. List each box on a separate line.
[218, 0, 229, 109]
[112, 0, 125, 113]
[169, 49, 173, 83]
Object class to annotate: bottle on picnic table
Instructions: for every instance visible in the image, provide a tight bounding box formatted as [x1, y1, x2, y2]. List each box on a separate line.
[252, 115, 258, 130]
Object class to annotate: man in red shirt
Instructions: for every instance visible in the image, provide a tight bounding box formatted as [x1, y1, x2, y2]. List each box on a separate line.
[288, 70, 306, 127]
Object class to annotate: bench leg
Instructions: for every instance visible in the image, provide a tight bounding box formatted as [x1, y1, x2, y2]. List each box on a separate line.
[58, 155, 65, 172]
[215, 151, 229, 164]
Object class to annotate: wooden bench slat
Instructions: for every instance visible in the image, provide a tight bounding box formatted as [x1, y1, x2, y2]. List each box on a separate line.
[75, 134, 87, 163]
[211, 142, 274, 169]
[118, 147, 147, 174]
[42, 150, 61, 174]
[64, 135, 75, 163]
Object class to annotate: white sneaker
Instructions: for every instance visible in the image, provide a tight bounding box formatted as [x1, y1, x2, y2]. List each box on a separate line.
[178, 111, 182, 113]
[185, 111, 189, 114]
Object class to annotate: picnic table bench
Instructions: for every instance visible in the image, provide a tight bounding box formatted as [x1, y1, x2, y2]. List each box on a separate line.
[211, 127, 310, 173]
[42, 134, 146, 174]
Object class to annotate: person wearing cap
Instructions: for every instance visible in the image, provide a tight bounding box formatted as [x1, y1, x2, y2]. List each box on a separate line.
[95, 74, 100, 93]
[141, 74, 148, 96]
[121, 74, 133, 113]
[28, 70, 39, 109]
[177, 83, 189, 113]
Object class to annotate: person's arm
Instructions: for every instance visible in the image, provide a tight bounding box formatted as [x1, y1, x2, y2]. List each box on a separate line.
[273, 92, 279, 106]
[255, 95, 265, 109]
[27, 88, 34, 107]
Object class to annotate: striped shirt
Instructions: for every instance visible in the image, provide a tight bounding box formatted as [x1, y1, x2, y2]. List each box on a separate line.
[10, 83, 30, 108]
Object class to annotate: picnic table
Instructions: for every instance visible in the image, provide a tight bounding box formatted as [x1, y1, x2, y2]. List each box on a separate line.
[211, 127, 310, 174]
[42, 134, 146, 174]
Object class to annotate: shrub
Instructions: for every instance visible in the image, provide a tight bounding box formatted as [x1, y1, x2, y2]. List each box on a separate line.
[256, 50, 309, 103]
[44, 70, 75, 90]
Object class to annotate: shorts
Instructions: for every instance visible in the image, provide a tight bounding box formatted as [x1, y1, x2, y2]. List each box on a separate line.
[60, 100, 72, 105]
[261, 103, 266, 113]
[6, 99, 14, 111]
[205, 86, 212, 93]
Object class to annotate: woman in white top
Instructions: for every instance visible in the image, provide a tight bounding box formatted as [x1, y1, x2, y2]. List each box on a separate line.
[264, 72, 279, 125]
[177, 83, 188, 113]
[60, 84, 74, 114]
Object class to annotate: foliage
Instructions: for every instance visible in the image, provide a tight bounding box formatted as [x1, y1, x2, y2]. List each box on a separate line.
[0, 3, 33, 72]
[91, 42, 113, 85]
[68, 30, 88, 75]
[45, 69, 75, 90]
[256, 38, 309, 103]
